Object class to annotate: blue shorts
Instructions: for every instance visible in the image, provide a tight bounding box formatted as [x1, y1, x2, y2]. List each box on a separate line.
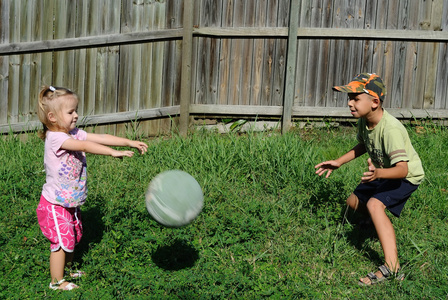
[353, 179, 419, 217]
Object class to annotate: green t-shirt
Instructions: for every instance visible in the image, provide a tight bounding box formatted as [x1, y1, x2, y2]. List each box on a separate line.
[357, 109, 424, 185]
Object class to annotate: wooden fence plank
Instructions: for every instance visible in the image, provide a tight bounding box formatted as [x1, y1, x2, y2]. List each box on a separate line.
[179, 0, 194, 136]
[217, 1, 232, 106]
[0, 0, 9, 125]
[402, 0, 419, 110]
[228, 0, 245, 105]
[282, 0, 298, 132]
[250, 0, 268, 106]
[294, 1, 310, 106]
[7, 1, 21, 124]
[272, 0, 288, 107]
[240, 1, 256, 106]
[423, 0, 444, 110]
[435, 0, 448, 109]
[385, 0, 401, 109]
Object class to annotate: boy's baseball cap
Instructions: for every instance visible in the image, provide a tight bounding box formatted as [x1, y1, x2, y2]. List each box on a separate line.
[333, 73, 386, 101]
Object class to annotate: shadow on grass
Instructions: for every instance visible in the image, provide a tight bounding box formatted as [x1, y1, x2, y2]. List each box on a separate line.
[343, 207, 383, 266]
[151, 239, 200, 271]
[310, 178, 384, 266]
[74, 205, 105, 264]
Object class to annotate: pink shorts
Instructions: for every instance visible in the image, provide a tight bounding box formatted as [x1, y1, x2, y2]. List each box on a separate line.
[36, 195, 83, 252]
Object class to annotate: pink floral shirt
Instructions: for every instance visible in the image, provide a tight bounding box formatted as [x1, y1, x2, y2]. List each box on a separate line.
[41, 128, 87, 208]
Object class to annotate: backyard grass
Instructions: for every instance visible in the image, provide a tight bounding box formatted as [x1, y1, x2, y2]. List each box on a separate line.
[0, 122, 447, 299]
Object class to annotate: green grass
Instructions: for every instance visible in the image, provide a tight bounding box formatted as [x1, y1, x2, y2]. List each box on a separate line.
[1, 124, 447, 299]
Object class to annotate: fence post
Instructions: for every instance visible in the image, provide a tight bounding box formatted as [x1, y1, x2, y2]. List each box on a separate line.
[282, 0, 299, 133]
[179, 0, 194, 136]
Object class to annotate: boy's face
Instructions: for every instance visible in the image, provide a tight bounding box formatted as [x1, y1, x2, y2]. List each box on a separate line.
[347, 93, 378, 118]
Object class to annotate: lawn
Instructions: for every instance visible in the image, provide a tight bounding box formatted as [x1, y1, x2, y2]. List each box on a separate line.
[1, 122, 447, 299]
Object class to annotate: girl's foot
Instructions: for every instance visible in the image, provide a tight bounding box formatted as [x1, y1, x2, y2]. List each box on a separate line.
[67, 270, 85, 279]
[49, 279, 79, 290]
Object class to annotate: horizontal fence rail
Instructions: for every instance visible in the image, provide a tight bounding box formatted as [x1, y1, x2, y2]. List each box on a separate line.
[1, 0, 448, 135]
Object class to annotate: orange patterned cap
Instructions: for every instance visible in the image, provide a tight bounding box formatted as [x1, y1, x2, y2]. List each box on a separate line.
[333, 73, 386, 101]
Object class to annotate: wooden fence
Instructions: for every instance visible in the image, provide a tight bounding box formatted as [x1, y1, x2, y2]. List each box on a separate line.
[1, 0, 448, 135]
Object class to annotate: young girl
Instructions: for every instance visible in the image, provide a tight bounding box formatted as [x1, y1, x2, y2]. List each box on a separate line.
[36, 85, 148, 290]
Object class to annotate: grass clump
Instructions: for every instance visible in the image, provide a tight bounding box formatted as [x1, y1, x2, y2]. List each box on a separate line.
[0, 124, 447, 299]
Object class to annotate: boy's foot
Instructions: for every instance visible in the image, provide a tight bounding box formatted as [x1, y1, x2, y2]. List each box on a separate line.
[358, 265, 404, 286]
[49, 279, 79, 291]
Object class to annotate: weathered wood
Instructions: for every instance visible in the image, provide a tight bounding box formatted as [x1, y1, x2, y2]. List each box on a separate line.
[282, 0, 299, 133]
[179, 0, 194, 136]
[0, 106, 180, 134]
[435, 5, 448, 109]
[189, 104, 448, 119]
[192, 27, 448, 41]
[1, 0, 448, 137]
[423, 0, 444, 110]
[0, 29, 184, 55]
[0, 0, 10, 125]
[1, 27, 447, 56]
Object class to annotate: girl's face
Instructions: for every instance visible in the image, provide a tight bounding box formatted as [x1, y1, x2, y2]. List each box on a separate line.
[50, 95, 79, 133]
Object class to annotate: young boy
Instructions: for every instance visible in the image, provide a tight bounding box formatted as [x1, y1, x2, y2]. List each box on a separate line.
[314, 73, 424, 286]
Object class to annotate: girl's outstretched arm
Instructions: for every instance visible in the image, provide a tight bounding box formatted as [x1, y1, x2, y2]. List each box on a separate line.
[86, 133, 148, 154]
[61, 138, 135, 158]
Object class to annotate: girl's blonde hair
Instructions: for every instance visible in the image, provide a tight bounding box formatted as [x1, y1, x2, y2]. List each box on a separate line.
[37, 86, 78, 140]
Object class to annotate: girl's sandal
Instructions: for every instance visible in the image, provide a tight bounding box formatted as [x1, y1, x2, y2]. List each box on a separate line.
[67, 270, 85, 279]
[49, 279, 79, 291]
[358, 265, 404, 286]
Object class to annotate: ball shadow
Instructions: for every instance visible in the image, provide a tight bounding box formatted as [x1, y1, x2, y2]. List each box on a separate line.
[151, 239, 200, 271]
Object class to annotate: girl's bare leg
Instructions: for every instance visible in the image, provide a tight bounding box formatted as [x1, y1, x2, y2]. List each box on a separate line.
[50, 249, 71, 288]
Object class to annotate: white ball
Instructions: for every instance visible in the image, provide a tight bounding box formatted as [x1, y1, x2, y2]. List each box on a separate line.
[145, 170, 204, 227]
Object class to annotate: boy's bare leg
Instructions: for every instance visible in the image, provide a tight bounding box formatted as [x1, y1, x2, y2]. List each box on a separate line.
[359, 197, 400, 284]
[346, 193, 368, 216]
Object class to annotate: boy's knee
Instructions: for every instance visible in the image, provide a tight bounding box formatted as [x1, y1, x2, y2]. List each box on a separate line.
[346, 194, 358, 209]
[366, 197, 386, 213]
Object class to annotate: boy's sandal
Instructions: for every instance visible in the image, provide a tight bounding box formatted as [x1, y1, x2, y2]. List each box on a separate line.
[49, 279, 79, 291]
[358, 265, 404, 286]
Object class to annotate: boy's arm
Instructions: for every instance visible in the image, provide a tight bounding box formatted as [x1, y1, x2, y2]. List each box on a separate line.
[61, 138, 135, 158]
[86, 133, 148, 154]
[315, 143, 366, 178]
[334, 143, 367, 165]
[361, 159, 408, 183]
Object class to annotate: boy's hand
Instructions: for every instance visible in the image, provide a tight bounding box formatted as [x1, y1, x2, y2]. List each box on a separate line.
[314, 160, 342, 178]
[129, 141, 148, 155]
[361, 158, 377, 183]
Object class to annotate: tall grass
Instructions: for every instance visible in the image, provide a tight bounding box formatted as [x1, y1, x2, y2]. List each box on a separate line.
[0, 124, 447, 299]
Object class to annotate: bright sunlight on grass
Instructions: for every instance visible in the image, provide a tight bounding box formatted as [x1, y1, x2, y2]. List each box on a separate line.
[1, 123, 447, 298]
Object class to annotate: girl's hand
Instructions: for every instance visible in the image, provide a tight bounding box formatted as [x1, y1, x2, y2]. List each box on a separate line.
[361, 158, 377, 183]
[111, 150, 135, 158]
[314, 160, 342, 178]
[129, 141, 148, 154]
